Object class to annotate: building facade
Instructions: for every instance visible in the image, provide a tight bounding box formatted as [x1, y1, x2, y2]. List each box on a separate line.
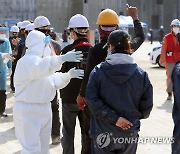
[127, 0, 180, 34]
[0, 0, 179, 34]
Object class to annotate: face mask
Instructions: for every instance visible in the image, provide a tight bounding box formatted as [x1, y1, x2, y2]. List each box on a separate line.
[172, 27, 180, 35]
[0, 34, 6, 40]
[42, 36, 56, 57]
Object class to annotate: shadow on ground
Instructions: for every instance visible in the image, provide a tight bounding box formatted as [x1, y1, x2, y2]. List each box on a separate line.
[0, 113, 13, 124]
[0, 127, 16, 145]
[157, 99, 173, 113]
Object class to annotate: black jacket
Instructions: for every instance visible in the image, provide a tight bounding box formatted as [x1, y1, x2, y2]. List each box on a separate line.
[60, 38, 91, 103]
[172, 62, 180, 138]
[80, 19, 145, 97]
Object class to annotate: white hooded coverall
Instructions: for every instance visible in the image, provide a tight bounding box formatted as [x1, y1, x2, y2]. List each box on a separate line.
[13, 30, 71, 154]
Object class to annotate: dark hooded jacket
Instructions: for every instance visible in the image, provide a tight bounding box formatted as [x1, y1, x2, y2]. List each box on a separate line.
[172, 62, 180, 138]
[86, 53, 153, 138]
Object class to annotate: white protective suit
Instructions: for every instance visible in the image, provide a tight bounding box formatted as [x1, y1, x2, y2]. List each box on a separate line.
[13, 30, 71, 154]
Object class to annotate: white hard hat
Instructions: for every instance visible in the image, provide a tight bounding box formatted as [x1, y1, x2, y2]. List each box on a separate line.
[10, 25, 19, 33]
[17, 22, 23, 28]
[21, 20, 31, 29]
[170, 19, 180, 26]
[34, 16, 50, 28]
[25, 23, 35, 31]
[68, 14, 89, 28]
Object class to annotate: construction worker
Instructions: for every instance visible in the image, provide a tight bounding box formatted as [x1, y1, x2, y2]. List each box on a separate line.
[172, 61, 180, 154]
[160, 19, 180, 100]
[17, 21, 23, 38]
[16, 20, 31, 61]
[13, 30, 84, 154]
[18, 23, 35, 57]
[60, 14, 91, 154]
[34, 15, 62, 144]
[9, 25, 20, 92]
[77, 4, 145, 153]
[25, 23, 35, 36]
[0, 24, 13, 117]
[86, 29, 153, 154]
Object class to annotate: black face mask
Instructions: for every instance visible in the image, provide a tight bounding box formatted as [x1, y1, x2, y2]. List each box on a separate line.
[12, 33, 18, 39]
[176, 33, 180, 44]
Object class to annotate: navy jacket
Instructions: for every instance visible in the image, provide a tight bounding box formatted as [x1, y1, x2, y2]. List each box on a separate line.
[86, 55, 153, 138]
[172, 62, 180, 138]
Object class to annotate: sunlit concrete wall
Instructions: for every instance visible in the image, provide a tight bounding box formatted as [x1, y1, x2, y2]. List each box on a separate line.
[0, 0, 36, 22]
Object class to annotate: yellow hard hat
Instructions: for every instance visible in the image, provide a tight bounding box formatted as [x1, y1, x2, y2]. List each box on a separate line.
[96, 9, 119, 25]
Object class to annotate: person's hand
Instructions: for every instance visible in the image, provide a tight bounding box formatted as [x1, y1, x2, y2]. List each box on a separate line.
[1, 53, 15, 62]
[76, 94, 86, 110]
[59, 49, 83, 63]
[11, 38, 19, 46]
[67, 67, 84, 79]
[115, 117, 133, 130]
[127, 4, 139, 20]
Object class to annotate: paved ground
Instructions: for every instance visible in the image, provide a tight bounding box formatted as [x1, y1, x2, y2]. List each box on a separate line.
[0, 41, 174, 154]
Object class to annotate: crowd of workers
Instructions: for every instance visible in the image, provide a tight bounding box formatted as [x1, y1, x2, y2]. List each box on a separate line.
[0, 3, 180, 154]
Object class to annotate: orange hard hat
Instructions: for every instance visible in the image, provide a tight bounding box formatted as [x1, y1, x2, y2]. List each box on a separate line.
[96, 9, 119, 25]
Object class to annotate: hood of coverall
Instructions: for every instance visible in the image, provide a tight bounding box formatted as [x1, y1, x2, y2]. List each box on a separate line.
[25, 30, 48, 57]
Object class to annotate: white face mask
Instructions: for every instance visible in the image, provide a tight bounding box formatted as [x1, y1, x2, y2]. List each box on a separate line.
[0, 34, 6, 40]
[172, 27, 180, 35]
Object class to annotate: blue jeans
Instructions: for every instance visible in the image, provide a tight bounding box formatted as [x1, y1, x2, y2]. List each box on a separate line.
[91, 137, 138, 154]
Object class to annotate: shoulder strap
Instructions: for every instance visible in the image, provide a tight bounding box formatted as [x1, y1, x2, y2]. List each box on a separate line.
[70, 41, 91, 50]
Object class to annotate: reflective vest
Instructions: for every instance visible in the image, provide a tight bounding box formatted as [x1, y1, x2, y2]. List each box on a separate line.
[165, 33, 180, 63]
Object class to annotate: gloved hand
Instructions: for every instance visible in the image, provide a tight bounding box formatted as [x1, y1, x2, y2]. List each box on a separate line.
[1, 53, 14, 63]
[76, 94, 86, 110]
[58, 49, 83, 64]
[67, 67, 84, 79]
[1, 53, 10, 59]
